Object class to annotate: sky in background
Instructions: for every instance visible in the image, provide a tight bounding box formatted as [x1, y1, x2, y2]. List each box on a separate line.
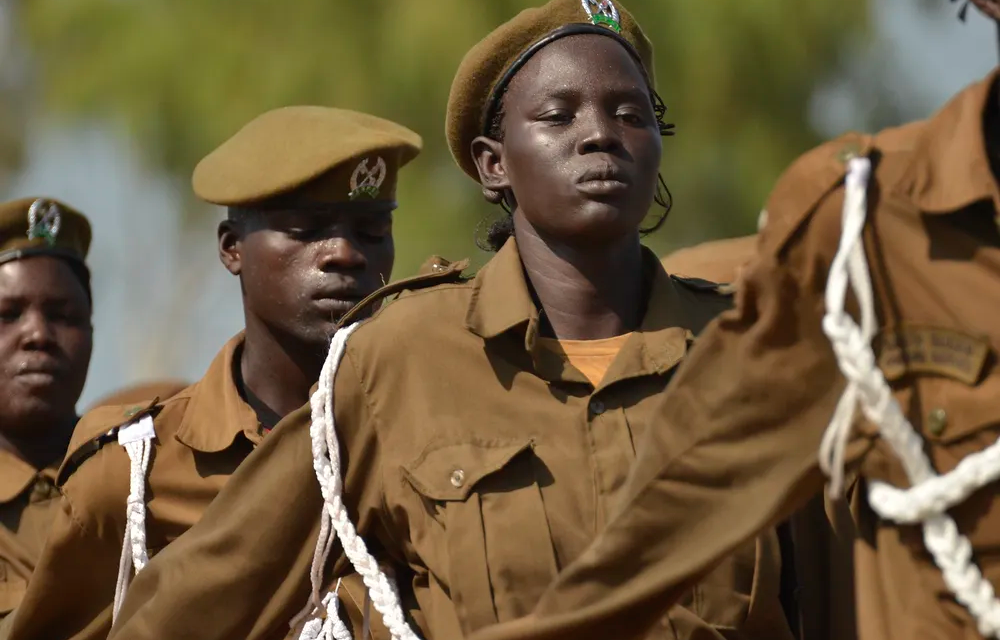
[4, 0, 999, 408]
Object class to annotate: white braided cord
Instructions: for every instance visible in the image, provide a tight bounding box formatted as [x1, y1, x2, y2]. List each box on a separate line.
[112, 416, 156, 623]
[820, 156, 1000, 637]
[294, 324, 420, 640]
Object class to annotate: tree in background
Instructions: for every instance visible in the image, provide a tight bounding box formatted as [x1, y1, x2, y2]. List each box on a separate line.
[16, 0, 875, 273]
[0, 0, 30, 188]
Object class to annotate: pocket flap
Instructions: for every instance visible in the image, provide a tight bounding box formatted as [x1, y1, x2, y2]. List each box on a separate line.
[403, 438, 533, 501]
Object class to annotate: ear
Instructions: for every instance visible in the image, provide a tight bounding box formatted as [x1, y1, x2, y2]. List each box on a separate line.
[217, 220, 243, 276]
[471, 136, 511, 203]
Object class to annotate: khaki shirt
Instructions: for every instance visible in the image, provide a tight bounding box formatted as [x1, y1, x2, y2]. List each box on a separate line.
[466, 69, 1000, 640]
[0, 450, 61, 617]
[109, 240, 793, 640]
[6, 335, 373, 640]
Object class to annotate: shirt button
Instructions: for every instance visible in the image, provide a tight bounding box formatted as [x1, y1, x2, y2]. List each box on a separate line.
[589, 398, 606, 416]
[927, 408, 948, 436]
[450, 469, 465, 488]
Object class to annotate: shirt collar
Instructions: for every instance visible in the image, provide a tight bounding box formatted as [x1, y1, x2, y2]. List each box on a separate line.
[0, 448, 57, 503]
[893, 68, 1000, 214]
[464, 237, 702, 384]
[174, 333, 262, 453]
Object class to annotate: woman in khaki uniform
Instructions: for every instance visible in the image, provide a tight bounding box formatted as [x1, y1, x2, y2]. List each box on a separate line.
[5, 109, 422, 640]
[465, 4, 1000, 640]
[0, 197, 93, 622]
[108, 2, 793, 640]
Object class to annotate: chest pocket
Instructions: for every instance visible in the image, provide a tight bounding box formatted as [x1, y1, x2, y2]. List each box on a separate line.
[403, 438, 558, 635]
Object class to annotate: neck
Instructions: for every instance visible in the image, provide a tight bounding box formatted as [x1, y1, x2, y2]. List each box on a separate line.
[239, 317, 324, 421]
[0, 414, 76, 471]
[514, 216, 645, 341]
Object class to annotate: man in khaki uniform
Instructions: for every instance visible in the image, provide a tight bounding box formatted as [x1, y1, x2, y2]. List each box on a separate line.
[0, 198, 93, 622]
[463, 4, 1000, 640]
[107, 2, 795, 640]
[6, 107, 422, 640]
[659, 235, 757, 284]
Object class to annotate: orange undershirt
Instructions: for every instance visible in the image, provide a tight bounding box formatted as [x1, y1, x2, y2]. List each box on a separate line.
[536, 333, 633, 387]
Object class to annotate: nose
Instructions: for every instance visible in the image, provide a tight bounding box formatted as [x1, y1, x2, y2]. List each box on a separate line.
[577, 108, 623, 155]
[316, 234, 367, 272]
[19, 309, 57, 351]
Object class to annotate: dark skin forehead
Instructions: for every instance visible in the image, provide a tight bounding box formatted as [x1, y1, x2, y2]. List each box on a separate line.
[0, 257, 91, 313]
[502, 34, 653, 126]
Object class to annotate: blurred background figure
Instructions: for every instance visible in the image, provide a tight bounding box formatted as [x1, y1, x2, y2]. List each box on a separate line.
[0, 0, 995, 407]
[0, 197, 92, 618]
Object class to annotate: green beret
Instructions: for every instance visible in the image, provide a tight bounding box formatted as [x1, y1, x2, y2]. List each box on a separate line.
[0, 197, 91, 266]
[446, 0, 655, 181]
[193, 106, 423, 207]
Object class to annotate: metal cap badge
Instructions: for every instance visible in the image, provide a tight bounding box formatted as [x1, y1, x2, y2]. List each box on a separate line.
[27, 199, 62, 246]
[348, 157, 388, 201]
[582, 0, 621, 33]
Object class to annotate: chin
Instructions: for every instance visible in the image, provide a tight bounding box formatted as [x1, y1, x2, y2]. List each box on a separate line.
[559, 207, 639, 246]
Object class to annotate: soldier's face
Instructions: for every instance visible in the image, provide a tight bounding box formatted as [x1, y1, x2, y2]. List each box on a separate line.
[0, 257, 93, 435]
[221, 205, 395, 347]
[488, 34, 662, 246]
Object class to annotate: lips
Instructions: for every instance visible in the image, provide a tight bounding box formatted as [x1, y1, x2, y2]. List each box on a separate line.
[311, 288, 365, 315]
[12, 359, 65, 386]
[576, 164, 631, 196]
[576, 164, 628, 185]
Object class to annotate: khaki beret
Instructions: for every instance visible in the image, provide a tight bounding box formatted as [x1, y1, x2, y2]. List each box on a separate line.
[193, 106, 423, 207]
[0, 197, 92, 266]
[446, 0, 655, 181]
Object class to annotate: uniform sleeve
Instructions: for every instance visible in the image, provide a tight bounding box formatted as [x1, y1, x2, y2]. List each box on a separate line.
[108, 347, 388, 640]
[470, 192, 875, 640]
[6, 454, 129, 640]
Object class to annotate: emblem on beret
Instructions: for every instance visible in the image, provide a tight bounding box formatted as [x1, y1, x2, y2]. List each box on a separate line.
[349, 157, 388, 201]
[27, 199, 62, 246]
[582, 0, 621, 34]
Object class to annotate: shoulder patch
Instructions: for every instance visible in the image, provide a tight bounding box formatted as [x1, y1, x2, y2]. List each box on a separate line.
[760, 131, 874, 256]
[57, 398, 163, 485]
[336, 256, 471, 329]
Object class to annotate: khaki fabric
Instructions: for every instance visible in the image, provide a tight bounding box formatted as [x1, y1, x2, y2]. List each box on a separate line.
[0, 450, 61, 618]
[193, 107, 421, 207]
[108, 239, 793, 640]
[465, 69, 1000, 640]
[660, 235, 758, 285]
[5, 334, 369, 640]
[85, 380, 190, 412]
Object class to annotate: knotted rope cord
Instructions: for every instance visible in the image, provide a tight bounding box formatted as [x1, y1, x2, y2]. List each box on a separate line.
[820, 156, 1000, 637]
[112, 415, 156, 623]
[293, 324, 420, 640]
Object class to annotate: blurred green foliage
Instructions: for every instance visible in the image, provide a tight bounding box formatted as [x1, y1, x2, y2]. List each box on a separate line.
[19, 0, 871, 276]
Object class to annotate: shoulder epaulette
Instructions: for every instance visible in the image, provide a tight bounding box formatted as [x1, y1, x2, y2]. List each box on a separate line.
[760, 132, 875, 256]
[336, 256, 470, 329]
[57, 398, 163, 485]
